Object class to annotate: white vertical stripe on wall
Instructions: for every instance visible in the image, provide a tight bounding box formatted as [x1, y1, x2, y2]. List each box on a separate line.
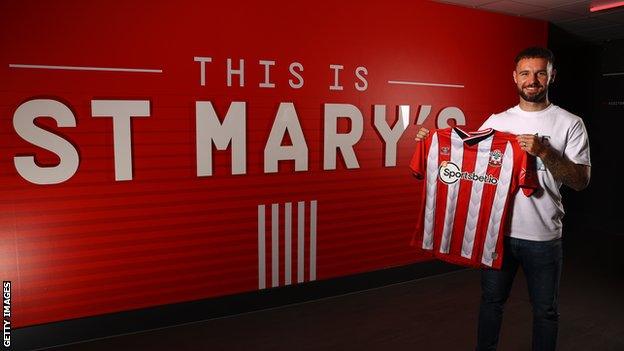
[258, 205, 266, 290]
[285, 202, 292, 286]
[271, 203, 279, 287]
[297, 201, 305, 283]
[310, 200, 317, 281]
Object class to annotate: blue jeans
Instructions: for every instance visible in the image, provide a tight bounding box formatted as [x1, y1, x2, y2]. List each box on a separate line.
[476, 236, 563, 351]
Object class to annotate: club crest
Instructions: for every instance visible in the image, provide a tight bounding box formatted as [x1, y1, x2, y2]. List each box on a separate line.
[489, 150, 503, 167]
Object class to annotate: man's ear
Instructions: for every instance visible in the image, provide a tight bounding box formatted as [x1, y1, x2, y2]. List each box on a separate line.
[550, 69, 557, 84]
[513, 70, 518, 84]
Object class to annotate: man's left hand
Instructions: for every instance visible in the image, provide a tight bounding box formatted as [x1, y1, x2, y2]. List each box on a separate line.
[516, 134, 547, 158]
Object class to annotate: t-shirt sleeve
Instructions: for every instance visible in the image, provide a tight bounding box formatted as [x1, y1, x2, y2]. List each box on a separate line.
[565, 118, 591, 166]
[479, 114, 495, 130]
[409, 134, 429, 179]
[519, 148, 539, 197]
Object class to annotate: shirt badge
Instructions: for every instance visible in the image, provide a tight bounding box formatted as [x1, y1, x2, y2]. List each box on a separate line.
[489, 150, 503, 167]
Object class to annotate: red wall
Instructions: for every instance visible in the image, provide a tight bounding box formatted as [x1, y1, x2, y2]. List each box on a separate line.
[0, 1, 547, 328]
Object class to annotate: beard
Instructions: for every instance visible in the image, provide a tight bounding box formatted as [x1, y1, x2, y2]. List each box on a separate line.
[518, 84, 548, 103]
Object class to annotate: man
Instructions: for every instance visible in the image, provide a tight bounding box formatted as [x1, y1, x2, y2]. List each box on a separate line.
[415, 47, 591, 351]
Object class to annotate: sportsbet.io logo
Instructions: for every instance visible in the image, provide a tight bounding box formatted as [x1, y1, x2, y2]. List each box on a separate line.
[438, 161, 498, 185]
[439, 161, 462, 184]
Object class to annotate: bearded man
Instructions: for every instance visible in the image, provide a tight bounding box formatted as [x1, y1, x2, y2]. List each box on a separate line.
[415, 47, 591, 351]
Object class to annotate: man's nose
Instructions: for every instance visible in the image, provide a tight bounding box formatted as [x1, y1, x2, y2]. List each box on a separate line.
[527, 73, 539, 84]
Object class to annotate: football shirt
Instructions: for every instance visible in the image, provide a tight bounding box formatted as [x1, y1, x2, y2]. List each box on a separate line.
[410, 127, 538, 269]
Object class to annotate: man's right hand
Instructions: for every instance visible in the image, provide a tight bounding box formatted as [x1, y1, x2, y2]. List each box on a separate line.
[415, 127, 430, 142]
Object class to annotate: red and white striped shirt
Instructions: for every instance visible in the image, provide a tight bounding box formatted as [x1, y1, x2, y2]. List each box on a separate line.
[410, 127, 538, 269]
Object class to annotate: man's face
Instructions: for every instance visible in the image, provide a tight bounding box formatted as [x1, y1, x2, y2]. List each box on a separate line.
[513, 57, 555, 103]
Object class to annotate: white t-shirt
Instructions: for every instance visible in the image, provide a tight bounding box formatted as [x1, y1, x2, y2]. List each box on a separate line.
[480, 104, 591, 241]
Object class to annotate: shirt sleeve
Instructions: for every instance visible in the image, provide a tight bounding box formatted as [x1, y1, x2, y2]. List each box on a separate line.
[409, 134, 429, 179]
[565, 118, 591, 166]
[409, 132, 433, 248]
[479, 114, 495, 130]
[519, 147, 539, 197]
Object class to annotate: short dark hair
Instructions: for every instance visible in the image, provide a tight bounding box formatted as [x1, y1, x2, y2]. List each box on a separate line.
[514, 47, 554, 66]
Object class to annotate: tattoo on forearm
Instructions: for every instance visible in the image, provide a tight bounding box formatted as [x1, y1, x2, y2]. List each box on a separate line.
[539, 149, 588, 190]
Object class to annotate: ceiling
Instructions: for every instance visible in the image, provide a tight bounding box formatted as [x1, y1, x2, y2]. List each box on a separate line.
[433, 0, 624, 43]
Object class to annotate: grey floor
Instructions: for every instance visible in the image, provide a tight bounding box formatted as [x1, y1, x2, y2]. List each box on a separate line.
[48, 232, 624, 351]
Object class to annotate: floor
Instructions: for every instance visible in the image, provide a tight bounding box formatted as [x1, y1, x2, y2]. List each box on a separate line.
[46, 231, 624, 351]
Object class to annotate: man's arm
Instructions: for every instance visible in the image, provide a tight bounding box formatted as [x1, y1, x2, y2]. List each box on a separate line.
[517, 134, 591, 191]
[538, 148, 590, 191]
[415, 127, 429, 141]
